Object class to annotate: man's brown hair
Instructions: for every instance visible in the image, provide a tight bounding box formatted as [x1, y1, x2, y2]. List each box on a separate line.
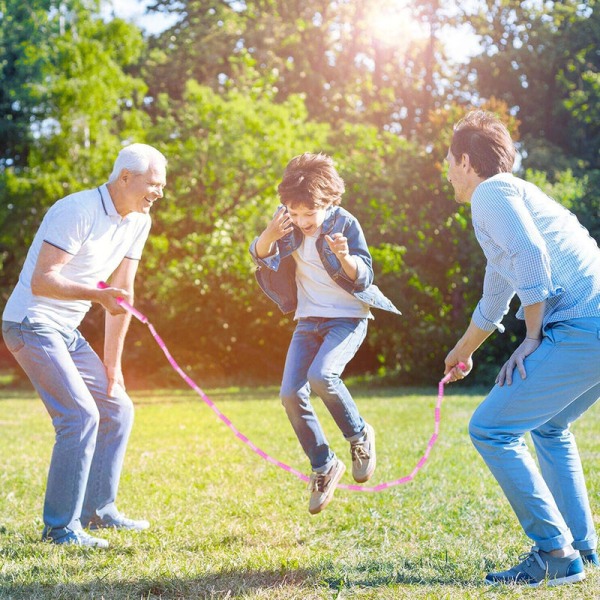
[277, 153, 345, 208]
[450, 110, 516, 178]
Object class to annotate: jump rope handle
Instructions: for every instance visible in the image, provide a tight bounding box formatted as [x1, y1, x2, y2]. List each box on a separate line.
[440, 362, 467, 385]
[97, 281, 149, 324]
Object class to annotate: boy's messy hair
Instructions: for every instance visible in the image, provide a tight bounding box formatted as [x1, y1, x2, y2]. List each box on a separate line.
[277, 152, 345, 208]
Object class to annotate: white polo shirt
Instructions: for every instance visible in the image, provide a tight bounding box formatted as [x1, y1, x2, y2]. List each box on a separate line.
[2, 184, 151, 330]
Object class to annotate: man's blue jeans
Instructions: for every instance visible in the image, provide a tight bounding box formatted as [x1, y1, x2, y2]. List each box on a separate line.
[280, 317, 368, 472]
[469, 317, 600, 553]
[2, 318, 134, 541]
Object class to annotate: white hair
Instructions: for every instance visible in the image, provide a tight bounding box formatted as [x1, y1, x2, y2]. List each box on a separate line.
[108, 143, 167, 183]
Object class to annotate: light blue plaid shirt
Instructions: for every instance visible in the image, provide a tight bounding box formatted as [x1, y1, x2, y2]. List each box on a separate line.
[470, 173, 600, 332]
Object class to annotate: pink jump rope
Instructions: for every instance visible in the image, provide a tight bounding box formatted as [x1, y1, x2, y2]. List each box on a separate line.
[98, 282, 464, 492]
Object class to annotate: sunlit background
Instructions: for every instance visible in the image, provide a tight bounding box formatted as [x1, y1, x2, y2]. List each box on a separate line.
[2, 0, 598, 387]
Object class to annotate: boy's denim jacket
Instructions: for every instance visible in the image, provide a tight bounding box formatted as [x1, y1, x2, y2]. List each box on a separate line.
[249, 205, 401, 316]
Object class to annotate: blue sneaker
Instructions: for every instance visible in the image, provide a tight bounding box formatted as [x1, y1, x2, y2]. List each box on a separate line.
[88, 514, 150, 532]
[43, 530, 109, 548]
[485, 547, 585, 587]
[581, 550, 599, 566]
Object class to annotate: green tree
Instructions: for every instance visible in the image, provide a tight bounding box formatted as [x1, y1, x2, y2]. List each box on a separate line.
[7, 0, 591, 388]
[145, 0, 467, 136]
[463, 0, 600, 172]
[0, 0, 148, 306]
[143, 0, 245, 102]
[131, 78, 484, 386]
[131, 78, 331, 383]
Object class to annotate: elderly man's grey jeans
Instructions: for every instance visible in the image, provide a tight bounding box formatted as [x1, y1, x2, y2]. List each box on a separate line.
[2, 318, 134, 541]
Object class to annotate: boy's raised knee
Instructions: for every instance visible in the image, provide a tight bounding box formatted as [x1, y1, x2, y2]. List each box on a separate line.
[307, 369, 337, 394]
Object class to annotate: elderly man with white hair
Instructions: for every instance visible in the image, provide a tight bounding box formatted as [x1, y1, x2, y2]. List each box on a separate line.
[2, 143, 167, 548]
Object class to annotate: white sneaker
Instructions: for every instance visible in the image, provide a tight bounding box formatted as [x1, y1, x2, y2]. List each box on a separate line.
[88, 515, 150, 531]
[44, 530, 109, 548]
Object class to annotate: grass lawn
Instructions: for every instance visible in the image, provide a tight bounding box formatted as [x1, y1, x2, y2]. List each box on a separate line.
[0, 381, 599, 599]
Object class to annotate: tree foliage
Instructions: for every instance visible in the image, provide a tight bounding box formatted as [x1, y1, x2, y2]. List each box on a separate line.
[463, 0, 600, 172]
[0, 0, 148, 301]
[144, 0, 463, 135]
[1, 0, 598, 387]
[133, 80, 331, 382]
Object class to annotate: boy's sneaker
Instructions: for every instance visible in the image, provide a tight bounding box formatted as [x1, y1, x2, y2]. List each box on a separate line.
[308, 459, 346, 515]
[43, 530, 109, 549]
[485, 547, 585, 587]
[581, 550, 599, 566]
[88, 514, 150, 532]
[350, 423, 376, 483]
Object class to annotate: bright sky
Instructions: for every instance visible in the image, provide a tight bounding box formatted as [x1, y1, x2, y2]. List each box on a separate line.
[101, 0, 480, 62]
[100, 0, 179, 35]
[366, 3, 481, 64]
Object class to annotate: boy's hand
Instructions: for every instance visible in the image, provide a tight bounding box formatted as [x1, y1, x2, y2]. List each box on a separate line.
[255, 206, 294, 258]
[325, 233, 358, 280]
[325, 232, 350, 258]
[263, 206, 294, 244]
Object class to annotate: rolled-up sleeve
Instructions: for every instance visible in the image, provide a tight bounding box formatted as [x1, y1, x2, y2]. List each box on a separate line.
[352, 257, 371, 291]
[344, 218, 374, 291]
[473, 265, 515, 332]
[249, 237, 281, 271]
[502, 218, 558, 307]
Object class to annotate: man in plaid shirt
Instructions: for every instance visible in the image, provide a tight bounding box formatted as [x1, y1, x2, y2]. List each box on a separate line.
[444, 110, 600, 587]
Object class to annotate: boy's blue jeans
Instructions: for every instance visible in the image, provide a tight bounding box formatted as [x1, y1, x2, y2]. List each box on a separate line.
[469, 318, 600, 553]
[2, 318, 134, 541]
[280, 317, 368, 472]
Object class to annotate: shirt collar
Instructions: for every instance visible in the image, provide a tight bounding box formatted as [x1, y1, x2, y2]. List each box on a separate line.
[97, 183, 120, 219]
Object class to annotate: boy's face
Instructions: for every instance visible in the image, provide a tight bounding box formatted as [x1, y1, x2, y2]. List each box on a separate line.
[286, 203, 329, 236]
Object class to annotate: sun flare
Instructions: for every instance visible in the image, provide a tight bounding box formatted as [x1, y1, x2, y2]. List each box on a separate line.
[367, 1, 427, 48]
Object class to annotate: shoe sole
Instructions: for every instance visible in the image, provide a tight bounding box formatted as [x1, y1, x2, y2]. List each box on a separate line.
[309, 462, 346, 515]
[89, 524, 149, 531]
[353, 425, 376, 483]
[485, 571, 586, 587]
[43, 537, 109, 549]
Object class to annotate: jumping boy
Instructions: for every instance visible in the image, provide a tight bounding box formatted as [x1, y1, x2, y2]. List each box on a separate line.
[249, 152, 400, 514]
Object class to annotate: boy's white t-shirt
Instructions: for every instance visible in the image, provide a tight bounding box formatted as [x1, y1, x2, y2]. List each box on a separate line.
[2, 184, 151, 331]
[292, 228, 371, 320]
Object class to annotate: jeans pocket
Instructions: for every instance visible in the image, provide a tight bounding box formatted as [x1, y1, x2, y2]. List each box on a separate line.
[2, 322, 25, 354]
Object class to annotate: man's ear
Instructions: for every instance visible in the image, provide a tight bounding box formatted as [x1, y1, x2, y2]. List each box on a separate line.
[461, 153, 473, 172]
[119, 169, 131, 184]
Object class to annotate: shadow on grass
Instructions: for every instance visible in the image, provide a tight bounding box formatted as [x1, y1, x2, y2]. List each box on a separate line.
[320, 557, 478, 592]
[0, 565, 481, 600]
[0, 543, 483, 599]
[0, 570, 315, 599]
